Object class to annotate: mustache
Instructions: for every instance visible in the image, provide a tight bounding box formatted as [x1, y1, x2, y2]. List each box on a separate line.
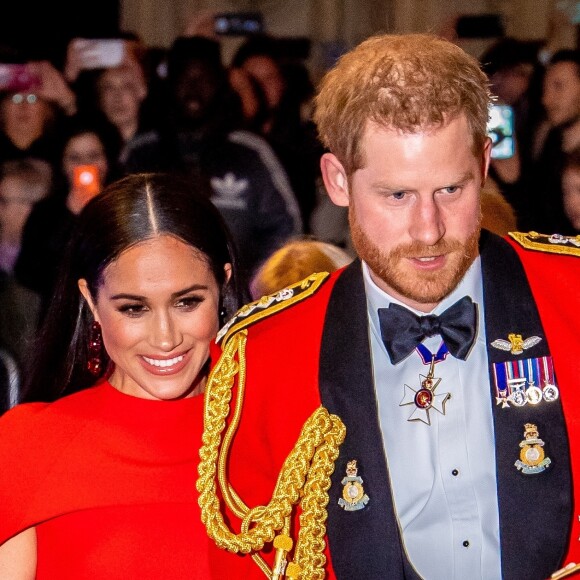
[390, 238, 466, 259]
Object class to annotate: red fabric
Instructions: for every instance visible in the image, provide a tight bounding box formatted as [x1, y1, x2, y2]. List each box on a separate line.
[508, 238, 580, 566]
[207, 272, 340, 579]
[0, 381, 210, 579]
[207, 242, 580, 576]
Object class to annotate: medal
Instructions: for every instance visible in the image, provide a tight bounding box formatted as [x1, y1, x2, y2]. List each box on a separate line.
[338, 460, 369, 511]
[493, 356, 559, 409]
[514, 423, 551, 474]
[400, 344, 451, 426]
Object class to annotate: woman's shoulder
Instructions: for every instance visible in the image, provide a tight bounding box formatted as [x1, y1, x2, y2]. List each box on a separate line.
[0, 400, 50, 436]
[0, 384, 107, 437]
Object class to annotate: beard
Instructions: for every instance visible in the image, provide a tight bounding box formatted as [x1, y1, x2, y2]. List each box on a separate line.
[350, 207, 481, 305]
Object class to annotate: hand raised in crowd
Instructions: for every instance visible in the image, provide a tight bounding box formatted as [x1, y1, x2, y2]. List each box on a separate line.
[228, 67, 260, 121]
[562, 120, 580, 153]
[27, 60, 76, 116]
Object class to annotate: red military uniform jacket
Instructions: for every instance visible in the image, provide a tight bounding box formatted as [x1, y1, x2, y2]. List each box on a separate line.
[202, 230, 580, 579]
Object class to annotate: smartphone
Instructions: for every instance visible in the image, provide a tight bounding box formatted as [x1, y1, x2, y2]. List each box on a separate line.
[72, 38, 125, 70]
[214, 12, 263, 36]
[73, 165, 101, 203]
[0, 64, 41, 92]
[487, 104, 515, 160]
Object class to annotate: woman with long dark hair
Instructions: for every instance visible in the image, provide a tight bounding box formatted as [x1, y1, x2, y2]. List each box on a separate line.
[0, 172, 245, 577]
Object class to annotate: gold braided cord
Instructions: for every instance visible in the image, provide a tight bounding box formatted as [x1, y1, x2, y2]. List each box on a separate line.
[293, 429, 342, 578]
[197, 330, 346, 578]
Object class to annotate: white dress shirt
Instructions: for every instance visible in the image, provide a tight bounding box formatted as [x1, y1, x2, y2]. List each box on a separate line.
[364, 258, 502, 580]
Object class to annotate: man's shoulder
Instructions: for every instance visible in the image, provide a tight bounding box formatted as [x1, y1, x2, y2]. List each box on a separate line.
[217, 271, 337, 346]
[124, 130, 160, 151]
[507, 231, 580, 259]
[120, 130, 162, 161]
[226, 129, 272, 152]
[225, 130, 287, 170]
[504, 231, 580, 313]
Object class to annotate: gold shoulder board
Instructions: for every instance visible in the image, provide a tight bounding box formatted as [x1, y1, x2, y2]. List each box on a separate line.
[216, 271, 330, 345]
[509, 231, 580, 257]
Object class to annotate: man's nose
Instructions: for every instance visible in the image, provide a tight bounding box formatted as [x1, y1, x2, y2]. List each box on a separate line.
[409, 196, 445, 246]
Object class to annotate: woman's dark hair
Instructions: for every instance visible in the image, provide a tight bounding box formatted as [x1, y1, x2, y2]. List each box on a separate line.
[22, 172, 245, 402]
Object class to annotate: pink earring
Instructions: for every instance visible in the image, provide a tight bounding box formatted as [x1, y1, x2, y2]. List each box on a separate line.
[87, 321, 103, 375]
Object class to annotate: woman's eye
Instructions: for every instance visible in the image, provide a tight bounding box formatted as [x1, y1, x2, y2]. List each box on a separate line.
[175, 296, 202, 310]
[118, 304, 147, 317]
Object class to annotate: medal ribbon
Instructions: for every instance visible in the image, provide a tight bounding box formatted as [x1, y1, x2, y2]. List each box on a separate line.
[493, 356, 556, 399]
[416, 341, 449, 365]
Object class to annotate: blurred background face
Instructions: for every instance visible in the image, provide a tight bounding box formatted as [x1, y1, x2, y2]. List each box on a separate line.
[542, 61, 580, 126]
[1, 92, 51, 137]
[562, 166, 580, 230]
[0, 176, 35, 241]
[490, 63, 534, 106]
[62, 131, 108, 186]
[174, 60, 221, 123]
[241, 55, 285, 109]
[97, 65, 146, 130]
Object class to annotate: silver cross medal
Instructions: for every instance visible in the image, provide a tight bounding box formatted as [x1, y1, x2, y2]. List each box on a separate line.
[399, 356, 451, 425]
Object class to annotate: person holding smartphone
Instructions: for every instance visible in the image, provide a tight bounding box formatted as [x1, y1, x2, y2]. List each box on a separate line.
[0, 60, 77, 168]
[525, 49, 580, 235]
[479, 38, 544, 230]
[14, 115, 121, 321]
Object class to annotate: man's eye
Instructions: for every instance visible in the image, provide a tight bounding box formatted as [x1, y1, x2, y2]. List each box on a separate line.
[443, 186, 459, 194]
[391, 191, 406, 200]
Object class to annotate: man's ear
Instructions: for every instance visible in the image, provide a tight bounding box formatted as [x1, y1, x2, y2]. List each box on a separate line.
[78, 279, 99, 322]
[320, 153, 350, 207]
[482, 136, 493, 183]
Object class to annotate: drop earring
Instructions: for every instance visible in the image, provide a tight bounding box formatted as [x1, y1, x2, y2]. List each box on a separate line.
[219, 303, 227, 326]
[87, 320, 103, 375]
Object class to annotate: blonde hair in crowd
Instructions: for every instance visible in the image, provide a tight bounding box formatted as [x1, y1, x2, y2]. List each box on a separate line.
[251, 238, 353, 299]
[314, 33, 493, 175]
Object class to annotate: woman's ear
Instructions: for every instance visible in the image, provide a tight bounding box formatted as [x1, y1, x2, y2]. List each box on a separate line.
[78, 279, 99, 322]
[223, 263, 232, 284]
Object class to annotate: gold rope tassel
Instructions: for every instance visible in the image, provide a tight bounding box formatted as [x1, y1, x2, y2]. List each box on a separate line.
[197, 330, 346, 578]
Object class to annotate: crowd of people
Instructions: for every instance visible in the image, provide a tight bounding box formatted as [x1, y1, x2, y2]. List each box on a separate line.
[0, 30, 327, 395]
[0, 20, 579, 580]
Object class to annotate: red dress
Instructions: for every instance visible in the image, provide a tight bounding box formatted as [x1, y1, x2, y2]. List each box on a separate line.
[0, 381, 210, 579]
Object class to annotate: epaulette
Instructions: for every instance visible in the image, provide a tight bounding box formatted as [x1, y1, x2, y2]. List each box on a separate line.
[216, 271, 330, 345]
[509, 231, 580, 257]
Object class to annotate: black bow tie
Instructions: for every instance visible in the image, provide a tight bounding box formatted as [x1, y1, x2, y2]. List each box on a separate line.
[378, 296, 477, 365]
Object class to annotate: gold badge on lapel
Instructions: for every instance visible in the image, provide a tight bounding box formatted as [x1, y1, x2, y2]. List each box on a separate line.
[491, 333, 542, 355]
[338, 460, 370, 511]
[515, 423, 551, 474]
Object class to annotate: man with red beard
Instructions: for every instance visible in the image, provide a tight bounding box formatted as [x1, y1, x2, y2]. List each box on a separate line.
[198, 33, 580, 580]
